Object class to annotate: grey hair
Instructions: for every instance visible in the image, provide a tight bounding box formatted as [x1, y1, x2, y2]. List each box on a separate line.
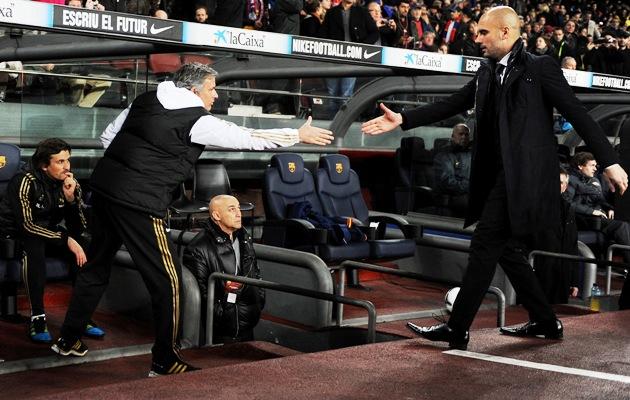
[172, 62, 218, 90]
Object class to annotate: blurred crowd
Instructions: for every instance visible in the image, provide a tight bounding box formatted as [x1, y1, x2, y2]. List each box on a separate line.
[25, 1, 629, 75]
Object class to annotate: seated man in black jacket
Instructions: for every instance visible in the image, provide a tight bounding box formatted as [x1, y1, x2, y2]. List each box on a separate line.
[0, 138, 103, 343]
[566, 152, 630, 269]
[433, 123, 471, 217]
[184, 194, 264, 342]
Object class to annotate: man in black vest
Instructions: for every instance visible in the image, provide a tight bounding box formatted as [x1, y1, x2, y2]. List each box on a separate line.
[184, 195, 264, 343]
[362, 6, 628, 350]
[52, 63, 333, 376]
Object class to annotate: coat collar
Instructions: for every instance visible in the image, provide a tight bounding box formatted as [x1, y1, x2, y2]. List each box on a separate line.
[202, 219, 246, 245]
[502, 39, 526, 89]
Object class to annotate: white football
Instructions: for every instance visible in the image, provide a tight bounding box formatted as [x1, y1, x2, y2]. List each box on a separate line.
[444, 287, 460, 313]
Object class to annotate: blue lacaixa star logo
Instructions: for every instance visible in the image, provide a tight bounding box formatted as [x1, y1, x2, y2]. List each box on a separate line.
[404, 53, 414, 64]
[214, 30, 227, 44]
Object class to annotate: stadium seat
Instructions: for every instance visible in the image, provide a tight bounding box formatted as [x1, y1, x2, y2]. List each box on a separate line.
[148, 54, 182, 81]
[194, 160, 255, 229]
[315, 154, 417, 259]
[0, 143, 22, 318]
[262, 153, 370, 262]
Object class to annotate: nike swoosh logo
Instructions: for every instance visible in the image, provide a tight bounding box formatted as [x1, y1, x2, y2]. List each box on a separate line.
[363, 50, 381, 59]
[150, 24, 174, 35]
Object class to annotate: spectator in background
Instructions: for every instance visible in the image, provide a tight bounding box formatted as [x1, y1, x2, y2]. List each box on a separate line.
[209, 0, 246, 28]
[563, 20, 578, 49]
[320, 0, 377, 115]
[550, 26, 576, 64]
[367, 0, 399, 47]
[151, 8, 168, 19]
[531, 36, 554, 57]
[301, 0, 325, 38]
[441, 7, 462, 47]
[561, 56, 577, 70]
[450, 19, 481, 56]
[272, 0, 302, 35]
[127, 0, 151, 15]
[583, 11, 601, 41]
[432, 123, 471, 217]
[566, 152, 630, 267]
[99, 0, 126, 13]
[243, 0, 265, 30]
[418, 30, 438, 52]
[408, 4, 434, 49]
[194, 5, 209, 24]
[258, 0, 302, 115]
[393, 0, 413, 48]
[0, 61, 23, 102]
[184, 195, 265, 343]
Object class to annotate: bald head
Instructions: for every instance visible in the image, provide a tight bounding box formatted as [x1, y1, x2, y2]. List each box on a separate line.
[210, 195, 242, 236]
[476, 6, 521, 60]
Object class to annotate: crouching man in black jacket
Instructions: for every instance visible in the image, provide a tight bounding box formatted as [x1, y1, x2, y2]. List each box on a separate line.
[184, 194, 264, 342]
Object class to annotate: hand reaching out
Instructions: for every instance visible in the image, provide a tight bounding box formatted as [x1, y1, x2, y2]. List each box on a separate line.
[298, 116, 334, 146]
[361, 103, 403, 136]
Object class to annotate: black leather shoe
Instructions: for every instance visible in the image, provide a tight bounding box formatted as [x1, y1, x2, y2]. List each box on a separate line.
[499, 319, 563, 339]
[407, 322, 469, 350]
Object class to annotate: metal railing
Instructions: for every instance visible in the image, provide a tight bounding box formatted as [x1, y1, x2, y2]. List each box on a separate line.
[207, 272, 377, 345]
[606, 244, 630, 295]
[337, 260, 506, 328]
[529, 248, 629, 298]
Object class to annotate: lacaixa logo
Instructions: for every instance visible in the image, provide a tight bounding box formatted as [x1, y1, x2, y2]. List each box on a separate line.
[213, 29, 265, 48]
[0, 2, 14, 18]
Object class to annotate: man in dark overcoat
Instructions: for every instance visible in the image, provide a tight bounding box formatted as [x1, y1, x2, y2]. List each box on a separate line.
[362, 6, 628, 350]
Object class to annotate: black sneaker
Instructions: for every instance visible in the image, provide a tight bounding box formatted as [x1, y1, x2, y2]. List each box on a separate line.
[51, 337, 88, 357]
[148, 358, 199, 377]
[29, 314, 52, 343]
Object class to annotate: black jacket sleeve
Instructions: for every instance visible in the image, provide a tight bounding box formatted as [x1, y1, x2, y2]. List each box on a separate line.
[183, 236, 212, 300]
[539, 56, 619, 168]
[7, 174, 67, 246]
[401, 77, 476, 130]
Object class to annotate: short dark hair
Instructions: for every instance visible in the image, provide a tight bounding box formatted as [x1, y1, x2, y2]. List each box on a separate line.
[32, 138, 71, 170]
[570, 151, 595, 169]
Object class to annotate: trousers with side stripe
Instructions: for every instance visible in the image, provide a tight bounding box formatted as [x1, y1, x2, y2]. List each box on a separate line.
[21, 236, 76, 317]
[60, 193, 182, 362]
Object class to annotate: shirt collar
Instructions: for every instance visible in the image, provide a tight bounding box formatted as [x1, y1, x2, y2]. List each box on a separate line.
[498, 51, 511, 67]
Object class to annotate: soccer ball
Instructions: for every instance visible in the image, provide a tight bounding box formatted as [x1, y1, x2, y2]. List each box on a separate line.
[444, 287, 460, 313]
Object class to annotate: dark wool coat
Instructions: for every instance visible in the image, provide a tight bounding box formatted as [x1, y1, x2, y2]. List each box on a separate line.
[401, 42, 618, 235]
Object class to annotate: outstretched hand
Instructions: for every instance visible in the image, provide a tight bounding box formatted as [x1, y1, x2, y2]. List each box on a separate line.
[298, 116, 334, 146]
[603, 164, 628, 196]
[361, 103, 403, 136]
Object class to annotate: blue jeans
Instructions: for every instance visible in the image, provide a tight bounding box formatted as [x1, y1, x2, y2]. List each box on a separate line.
[325, 77, 356, 116]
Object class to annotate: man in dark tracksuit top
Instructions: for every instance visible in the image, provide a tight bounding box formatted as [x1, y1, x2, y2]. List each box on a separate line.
[362, 7, 628, 350]
[52, 63, 334, 376]
[0, 138, 88, 343]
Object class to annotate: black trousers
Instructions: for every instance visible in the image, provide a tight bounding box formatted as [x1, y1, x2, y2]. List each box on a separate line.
[21, 235, 75, 316]
[448, 173, 557, 333]
[60, 194, 182, 362]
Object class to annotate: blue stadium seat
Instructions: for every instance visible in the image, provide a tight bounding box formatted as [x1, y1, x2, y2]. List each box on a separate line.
[316, 154, 416, 259]
[262, 153, 370, 263]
